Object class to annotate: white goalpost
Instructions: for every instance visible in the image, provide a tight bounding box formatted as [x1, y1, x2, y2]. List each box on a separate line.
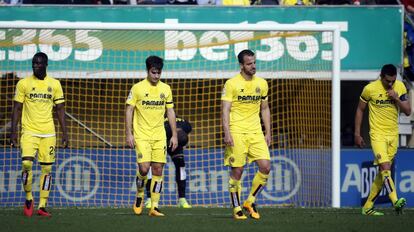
[0, 21, 341, 208]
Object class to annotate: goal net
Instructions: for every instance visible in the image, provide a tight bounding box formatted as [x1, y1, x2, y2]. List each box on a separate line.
[0, 22, 340, 208]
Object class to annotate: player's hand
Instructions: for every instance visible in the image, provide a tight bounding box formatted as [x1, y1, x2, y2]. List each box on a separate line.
[224, 133, 234, 146]
[62, 133, 69, 148]
[169, 135, 178, 151]
[9, 132, 17, 147]
[354, 135, 365, 148]
[126, 133, 135, 148]
[265, 133, 272, 147]
[386, 89, 398, 101]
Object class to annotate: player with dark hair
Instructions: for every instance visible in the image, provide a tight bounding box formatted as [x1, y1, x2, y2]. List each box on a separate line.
[355, 64, 411, 215]
[221, 49, 272, 220]
[126, 55, 178, 217]
[145, 117, 192, 208]
[10, 52, 68, 217]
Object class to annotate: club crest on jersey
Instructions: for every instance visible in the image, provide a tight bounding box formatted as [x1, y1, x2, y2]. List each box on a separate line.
[229, 156, 235, 164]
[48, 86, 52, 92]
[160, 93, 165, 99]
[256, 87, 261, 94]
[376, 154, 381, 160]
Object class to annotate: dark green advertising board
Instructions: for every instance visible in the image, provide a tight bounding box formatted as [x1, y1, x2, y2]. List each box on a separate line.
[0, 6, 403, 80]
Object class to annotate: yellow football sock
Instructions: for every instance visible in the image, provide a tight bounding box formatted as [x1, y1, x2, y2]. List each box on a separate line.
[381, 170, 398, 205]
[136, 170, 147, 199]
[38, 165, 52, 208]
[229, 177, 242, 212]
[22, 160, 33, 201]
[363, 172, 382, 209]
[247, 171, 269, 204]
[150, 175, 163, 209]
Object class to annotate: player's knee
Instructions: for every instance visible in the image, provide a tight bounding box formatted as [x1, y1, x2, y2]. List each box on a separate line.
[259, 166, 271, 175]
[41, 164, 52, 174]
[22, 160, 33, 171]
[172, 156, 185, 168]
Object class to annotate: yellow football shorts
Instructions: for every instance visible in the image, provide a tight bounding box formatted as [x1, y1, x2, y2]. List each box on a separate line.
[370, 133, 398, 165]
[135, 139, 167, 164]
[224, 133, 270, 167]
[20, 133, 56, 163]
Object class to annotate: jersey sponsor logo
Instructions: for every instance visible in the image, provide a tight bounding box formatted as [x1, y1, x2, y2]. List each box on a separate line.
[375, 99, 395, 105]
[29, 93, 53, 100]
[142, 100, 165, 106]
[237, 95, 261, 102]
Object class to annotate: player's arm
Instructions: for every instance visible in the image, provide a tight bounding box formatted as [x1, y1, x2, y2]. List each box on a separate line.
[125, 104, 135, 148]
[260, 100, 272, 147]
[387, 89, 412, 116]
[166, 107, 178, 151]
[354, 99, 367, 148]
[55, 103, 69, 148]
[221, 100, 233, 146]
[10, 101, 23, 147]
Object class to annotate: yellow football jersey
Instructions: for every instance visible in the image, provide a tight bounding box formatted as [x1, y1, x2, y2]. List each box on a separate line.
[221, 74, 268, 134]
[13, 75, 65, 136]
[126, 79, 174, 140]
[222, 0, 250, 5]
[360, 79, 408, 136]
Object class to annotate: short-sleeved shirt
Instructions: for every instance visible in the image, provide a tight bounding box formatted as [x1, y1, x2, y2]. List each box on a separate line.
[360, 79, 408, 136]
[14, 75, 65, 136]
[126, 79, 174, 140]
[221, 73, 268, 134]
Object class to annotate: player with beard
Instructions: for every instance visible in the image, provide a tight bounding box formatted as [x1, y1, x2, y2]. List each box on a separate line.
[221, 49, 272, 220]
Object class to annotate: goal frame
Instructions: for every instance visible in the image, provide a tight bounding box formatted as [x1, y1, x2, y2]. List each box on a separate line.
[0, 21, 341, 207]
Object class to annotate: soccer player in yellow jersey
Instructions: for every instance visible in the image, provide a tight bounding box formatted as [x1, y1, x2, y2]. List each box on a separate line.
[355, 64, 411, 216]
[221, 50, 271, 220]
[125, 55, 178, 217]
[10, 52, 68, 217]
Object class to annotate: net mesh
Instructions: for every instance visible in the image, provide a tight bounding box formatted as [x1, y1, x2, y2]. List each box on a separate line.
[0, 26, 333, 207]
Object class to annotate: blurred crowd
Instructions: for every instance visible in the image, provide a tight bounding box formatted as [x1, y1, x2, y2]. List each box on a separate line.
[0, 0, 402, 6]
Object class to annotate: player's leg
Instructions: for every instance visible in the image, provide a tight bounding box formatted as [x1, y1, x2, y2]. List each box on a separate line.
[37, 136, 56, 217]
[133, 140, 151, 215]
[148, 140, 167, 217]
[384, 135, 406, 214]
[20, 133, 39, 217]
[22, 158, 34, 217]
[171, 150, 191, 208]
[145, 168, 152, 209]
[148, 162, 165, 216]
[229, 167, 246, 220]
[244, 134, 271, 219]
[361, 173, 383, 215]
[225, 133, 247, 219]
[362, 134, 386, 216]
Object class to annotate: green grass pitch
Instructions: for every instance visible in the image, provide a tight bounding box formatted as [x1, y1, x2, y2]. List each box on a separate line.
[1, 207, 413, 232]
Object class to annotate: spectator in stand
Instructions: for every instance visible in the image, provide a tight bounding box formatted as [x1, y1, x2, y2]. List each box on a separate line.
[315, 0, 360, 4]
[280, 0, 312, 5]
[216, 0, 250, 5]
[23, 0, 110, 3]
[402, 0, 414, 14]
